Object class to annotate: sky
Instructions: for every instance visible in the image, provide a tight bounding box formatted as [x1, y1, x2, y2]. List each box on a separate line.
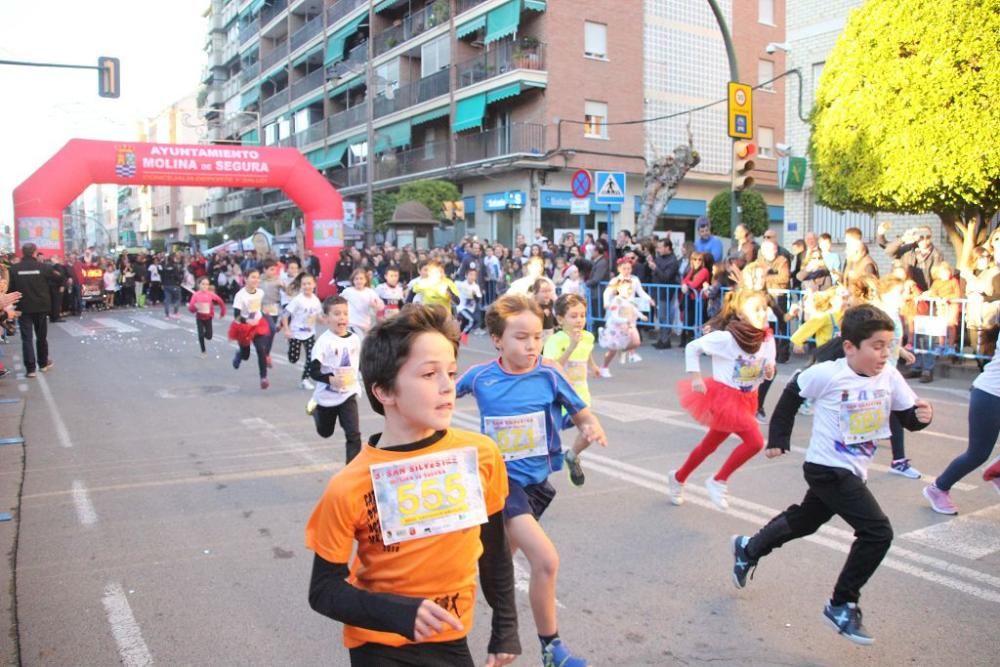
[0, 0, 208, 236]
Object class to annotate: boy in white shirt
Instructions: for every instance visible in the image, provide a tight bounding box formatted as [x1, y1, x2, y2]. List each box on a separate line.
[730, 305, 933, 646]
[374, 266, 404, 319]
[455, 268, 483, 346]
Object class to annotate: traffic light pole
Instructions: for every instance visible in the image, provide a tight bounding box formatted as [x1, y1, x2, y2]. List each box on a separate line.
[704, 0, 741, 240]
[0, 57, 119, 97]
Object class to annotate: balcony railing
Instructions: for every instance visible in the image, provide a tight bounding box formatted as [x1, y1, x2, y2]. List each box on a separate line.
[455, 122, 546, 164]
[260, 0, 288, 28]
[326, 41, 368, 80]
[239, 18, 260, 44]
[375, 139, 449, 181]
[373, 68, 449, 119]
[374, 0, 450, 56]
[326, 0, 365, 27]
[291, 67, 324, 101]
[241, 61, 260, 84]
[303, 119, 327, 145]
[456, 41, 545, 88]
[260, 42, 289, 72]
[261, 90, 289, 116]
[456, 0, 489, 12]
[326, 104, 367, 136]
[290, 14, 323, 51]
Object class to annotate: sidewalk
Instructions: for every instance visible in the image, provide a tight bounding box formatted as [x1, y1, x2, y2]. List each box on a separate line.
[0, 397, 25, 667]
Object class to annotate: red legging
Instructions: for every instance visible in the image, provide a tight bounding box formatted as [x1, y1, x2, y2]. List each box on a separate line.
[675, 428, 764, 483]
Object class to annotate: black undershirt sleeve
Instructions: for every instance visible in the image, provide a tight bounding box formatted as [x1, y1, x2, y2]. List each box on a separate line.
[233, 307, 245, 323]
[307, 358, 331, 384]
[893, 405, 930, 432]
[767, 371, 803, 452]
[308, 553, 422, 639]
[477, 511, 520, 656]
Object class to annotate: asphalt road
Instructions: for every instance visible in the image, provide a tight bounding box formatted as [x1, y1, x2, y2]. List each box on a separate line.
[10, 308, 1000, 666]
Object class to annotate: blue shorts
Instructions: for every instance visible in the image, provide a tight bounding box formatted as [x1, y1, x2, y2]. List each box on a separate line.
[503, 479, 557, 521]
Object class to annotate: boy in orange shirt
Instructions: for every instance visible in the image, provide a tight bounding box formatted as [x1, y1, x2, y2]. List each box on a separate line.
[305, 304, 520, 667]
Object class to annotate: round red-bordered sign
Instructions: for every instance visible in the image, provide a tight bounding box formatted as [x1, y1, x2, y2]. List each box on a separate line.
[571, 169, 592, 199]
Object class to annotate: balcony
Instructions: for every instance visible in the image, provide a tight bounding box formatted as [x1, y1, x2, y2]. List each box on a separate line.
[326, 41, 367, 80]
[456, 0, 489, 12]
[328, 164, 367, 188]
[456, 122, 545, 164]
[326, 0, 365, 27]
[290, 14, 322, 52]
[326, 104, 367, 136]
[375, 139, 449, 181]
[261, 0, 288, 28]
[373, 68, 449, 119]
[303, 119, 327, 145]
[239, 18, 260, 45]
[373, 0, 450, 57]
[207, 85, 224, 106]
[261, 90, 289, 116]
[260, 42, 289, 72]
[290, 67, 324, 102]
[456, 40, 545, 88]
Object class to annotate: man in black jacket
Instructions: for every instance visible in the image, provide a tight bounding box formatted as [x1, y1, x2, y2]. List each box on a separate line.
[650, 238, 680, 349]
[8, 243, 55, 377]
[47, 255, 66, 322]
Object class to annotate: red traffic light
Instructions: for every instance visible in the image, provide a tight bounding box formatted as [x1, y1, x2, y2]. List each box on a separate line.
[735, 141, 757, 160]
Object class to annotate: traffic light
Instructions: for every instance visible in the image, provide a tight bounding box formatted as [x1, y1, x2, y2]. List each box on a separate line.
[734, 141, 756, 193]
[98, 56, 120, 98]
[442, 201, 465, 222]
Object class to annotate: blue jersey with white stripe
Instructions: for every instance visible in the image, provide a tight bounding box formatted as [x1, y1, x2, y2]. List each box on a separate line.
[457, 358, 587, 486]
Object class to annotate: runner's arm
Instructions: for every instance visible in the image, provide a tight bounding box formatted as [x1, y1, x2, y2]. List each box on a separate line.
[766, 372, 803, 454]
[478, 511, 521, 657]
[308, 554, 423, 638]
[307, 359, 333, 385]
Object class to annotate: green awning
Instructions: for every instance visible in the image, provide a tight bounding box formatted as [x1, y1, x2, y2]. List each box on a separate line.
[486, 82, 522, 104]
[324, 13, 366, 65]
[241, 87, 260, 108]
[293, 93, 324, 112]
[522, 80, 547, 89]
[456, 15, 486, 39]
[524, 0, 546, 10]
[242, 129, 260, 146]
[250, 0, 266, 14]
[374, 0, 399, 12]
[453, 94, 486, 132]
[411, 105, 448, 126]
[348, 132, 368, 146]
[308, 142, 347, 170]
[328, 73, 364, 98]
[374, 120, 412, 152]
[485, 0, 520, 44]
[306, 148, 325, 167]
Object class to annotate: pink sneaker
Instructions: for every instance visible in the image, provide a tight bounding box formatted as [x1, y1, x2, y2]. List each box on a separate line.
[923, 484, 958, 515]
[260, 378, 270, 390]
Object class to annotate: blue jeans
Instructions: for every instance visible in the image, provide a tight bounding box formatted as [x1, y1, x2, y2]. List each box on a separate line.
[163, 286, 181, 316]
[936, 388, 1000, 491]
[656, 289, 675, 343]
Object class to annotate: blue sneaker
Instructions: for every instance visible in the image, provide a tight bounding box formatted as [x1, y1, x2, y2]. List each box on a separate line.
[232, 349, 242, 370]
[823, 601, 874, 645]
[542, 638, 587, 667]
[730, 535, 757, 589]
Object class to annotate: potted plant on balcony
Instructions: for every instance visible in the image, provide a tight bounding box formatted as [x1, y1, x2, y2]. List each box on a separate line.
[513, 36, 541, 69]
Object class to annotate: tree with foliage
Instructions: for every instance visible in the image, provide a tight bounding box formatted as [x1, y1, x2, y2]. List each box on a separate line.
[707, 189, 768, 239]
[372, 179, 461, 232]
[810, 0, 1000, 265]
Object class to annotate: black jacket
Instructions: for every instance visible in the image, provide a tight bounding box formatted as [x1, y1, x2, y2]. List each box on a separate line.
[651, 253, 680, 286]
[9, 258, 54, 313]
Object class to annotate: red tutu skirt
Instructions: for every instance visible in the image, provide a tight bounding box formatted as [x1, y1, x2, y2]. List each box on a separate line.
[678, 378, 759, 433]
[228, 318, 269, 347]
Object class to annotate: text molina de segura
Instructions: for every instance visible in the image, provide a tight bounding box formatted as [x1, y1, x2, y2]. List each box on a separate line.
[142, 145, 270, 172]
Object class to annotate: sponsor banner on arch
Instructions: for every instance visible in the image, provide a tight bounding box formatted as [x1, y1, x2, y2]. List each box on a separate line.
[114, 143, 274, 187]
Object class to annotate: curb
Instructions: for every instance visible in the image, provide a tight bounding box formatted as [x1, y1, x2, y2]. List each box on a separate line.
[0, 397, 25, 667]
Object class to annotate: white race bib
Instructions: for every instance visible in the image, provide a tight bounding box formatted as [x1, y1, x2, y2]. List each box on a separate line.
[329, 367, 356, 391]
[370, 447, 487, 545]
[483, 411, 548, 462]
[838, 393, 891, 445]
[196, 302, 211, 315]
[264, 303, 280, 317]
[732, 357, 764, 392]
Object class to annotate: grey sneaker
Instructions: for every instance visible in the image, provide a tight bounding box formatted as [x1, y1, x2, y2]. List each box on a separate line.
[889, 458, 922, 479]
[564, 450, 585, 486]
[731, 535, 757, 589]
[823, 601, 874, 645]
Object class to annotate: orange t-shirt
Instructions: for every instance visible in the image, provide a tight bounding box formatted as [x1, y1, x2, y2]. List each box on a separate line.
[305, 428, 508, 649]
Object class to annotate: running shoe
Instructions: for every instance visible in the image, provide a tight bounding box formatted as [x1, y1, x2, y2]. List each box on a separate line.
[564, 450, 585, 486]
[982, 456, 1000, 482]
[41, 361, 54, 373]
[667, 469, 685, 506]
[823, 601, 874, 646]
[889, 458, 922, 479]
[300, 378, 315, 390]
[542, 638, 588, 667]
[260, 378, 270, 390]
[922, 484, 958, 515]
[755, 410, 767, 424]
[798, 400, 814, 416]
[598, 367, 612, 378]
[266, 354, 273, 368]
[0, 368, 8, 379]
[305, 399, 317, 416]
[232, 350, 242, 370]
[25, 371, 37, 378]
[730, 535, 757, 589]
[705, 477, 729, 510]
[631, 351, 643, 363]
[460, 332, 469, 346]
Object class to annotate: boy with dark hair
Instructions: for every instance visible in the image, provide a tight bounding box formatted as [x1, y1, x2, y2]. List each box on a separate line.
[306, 304, 519, 667]
[730, 304, 933, 645]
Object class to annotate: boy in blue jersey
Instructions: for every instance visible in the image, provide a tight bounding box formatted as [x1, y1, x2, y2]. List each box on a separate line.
[458, 294, 607, 667]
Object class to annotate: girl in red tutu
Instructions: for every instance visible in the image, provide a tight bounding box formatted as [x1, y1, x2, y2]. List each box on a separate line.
[228, 268, 272, 390]
[670, 289, 776, 510]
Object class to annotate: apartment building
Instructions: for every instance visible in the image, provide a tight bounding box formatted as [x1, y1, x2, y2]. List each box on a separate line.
[200, 0, 785, 247]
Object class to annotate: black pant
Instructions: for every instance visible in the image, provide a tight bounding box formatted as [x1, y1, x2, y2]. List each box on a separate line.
[747, 462, 892, 605]
[348, 638, 473, 667]
[19, 312, 49, 373]
[314, 395, 362, 464]
[196, 318, 213, 353]
[49, 287, 62, 320]
[238, 335, 268, 379]
[288, 336, 315, 379]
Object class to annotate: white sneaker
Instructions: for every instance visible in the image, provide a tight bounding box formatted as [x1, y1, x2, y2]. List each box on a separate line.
[798, 400, 814, 416]
[705, 477, 729, 510]
[631, 352, 643, 363]
[667, 469, 685, 506]
[300, 378, 316, 390]
[599, 367, 612, 378]
[889, 458, 922, 479]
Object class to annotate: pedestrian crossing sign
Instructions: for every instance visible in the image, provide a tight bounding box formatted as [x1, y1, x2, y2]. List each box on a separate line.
[594, 171, 626, 204]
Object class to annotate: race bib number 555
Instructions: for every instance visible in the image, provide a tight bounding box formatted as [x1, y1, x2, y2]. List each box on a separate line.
[483, 412, 548, 462]
[370, 447, 487, 545]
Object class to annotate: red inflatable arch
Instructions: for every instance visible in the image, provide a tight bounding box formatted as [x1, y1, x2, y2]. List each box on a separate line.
[12, 138, 343, 297]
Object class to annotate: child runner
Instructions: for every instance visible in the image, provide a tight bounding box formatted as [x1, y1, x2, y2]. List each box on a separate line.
[409, 260, 460, 310]
[281, 273, 323, 390]
[527, 277, 557, 343]
[458, 294, 607, 667]
[455, 267, 483, 346]
[280, 258, 301, 311]
[341, 268, 385, 337]
[374, 265, 405, 320]
[731, 304, 933, 645]
[306, 296, 363, 464]
[542, 293, 601, 486]
[187, 277, 226, 357]
[306, 304, 519, 667]
[670, 289, 776, 510]
[229, 268, 271, 390]
[260, 259, 283, 369]
[598, 277, 647, 377]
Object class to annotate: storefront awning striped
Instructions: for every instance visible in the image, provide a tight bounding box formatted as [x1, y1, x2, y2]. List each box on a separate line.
[453, 93, 486, 132]
[485, 0, 520, 45]
[411, 105, 449, 126]
[324, 14, 367, 65]
[456, 15, 486, 39]
[524, 0, 546, 11]
[374, 119, 412, 153]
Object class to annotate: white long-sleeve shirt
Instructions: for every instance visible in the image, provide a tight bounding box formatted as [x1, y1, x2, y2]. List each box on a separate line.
[685, 329, 776, 393]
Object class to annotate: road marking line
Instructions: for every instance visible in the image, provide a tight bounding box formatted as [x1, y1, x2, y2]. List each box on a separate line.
[102, 582, 153, 666]
[71, 480, 98, 525]
[93, 317, 141, 333]
[591, 397, 683, 423]
[129, 314, 181, 330]
[241, 417, 328, 465]
[900, 504, 1000, 560]
[37, 373, 73, 448]
[921, 429, 968, 443]
[54, 321, 96, 337]
[17, 383, 27, 393]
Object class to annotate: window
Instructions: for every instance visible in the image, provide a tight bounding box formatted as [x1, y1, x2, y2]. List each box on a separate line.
[758, 59, 775, 91]
[375, 60, 400, 98]
[584, 100, 608, 139]
[264, 123, 277, 145]
[421, 36, 450, 78]
[584, 21, 607, 59]
[349, 141, 368, 166]
[757, 126, 775, 158]
[293, 108, 310, 134]
[423, 127, 437, 160]
[758, 0, 774, 25]
[277, 116, 291, 140]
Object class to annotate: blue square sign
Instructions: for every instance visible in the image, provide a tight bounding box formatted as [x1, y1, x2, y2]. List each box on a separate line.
[594, 171, 626, 204]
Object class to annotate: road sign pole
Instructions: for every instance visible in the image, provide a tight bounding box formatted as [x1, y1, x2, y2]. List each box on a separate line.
[608, 209, 615, 269]
[579, 215, 585, 247]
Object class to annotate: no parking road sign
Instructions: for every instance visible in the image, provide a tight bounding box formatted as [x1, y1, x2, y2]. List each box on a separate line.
[594, 171, 625, 205]
[571, 169, 592, 198]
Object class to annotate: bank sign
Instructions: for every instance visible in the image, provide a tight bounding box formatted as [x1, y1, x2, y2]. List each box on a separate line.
[482, 191, 525, 211]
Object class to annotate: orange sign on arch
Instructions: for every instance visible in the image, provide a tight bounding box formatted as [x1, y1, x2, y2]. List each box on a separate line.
[12, 138, 345, 296]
